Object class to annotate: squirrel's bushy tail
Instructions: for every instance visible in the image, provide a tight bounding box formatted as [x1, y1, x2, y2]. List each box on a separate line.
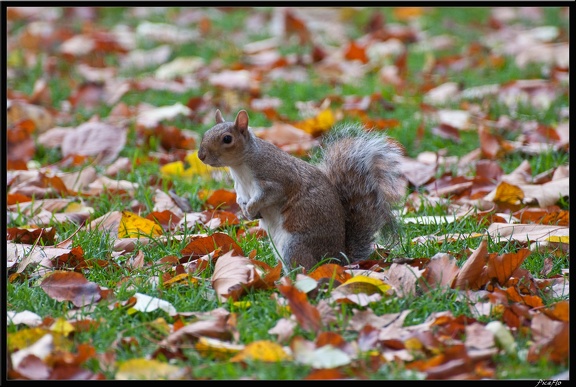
[318, 124, 405, 261]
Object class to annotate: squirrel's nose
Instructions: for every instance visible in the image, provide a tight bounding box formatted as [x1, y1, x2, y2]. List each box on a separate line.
[198, 149, 205, 161]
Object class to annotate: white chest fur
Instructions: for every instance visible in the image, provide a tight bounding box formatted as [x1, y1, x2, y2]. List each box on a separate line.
[229, 165, 259, 203]
[229, 165, 293, 267]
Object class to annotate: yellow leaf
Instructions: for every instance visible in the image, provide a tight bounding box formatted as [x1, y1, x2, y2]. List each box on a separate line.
[338, 275, 392, 295]
[494, 182, 524, 205]
[115, 358, 187, 380]
[8, 327, 48, 352]
[163, 273, 197, 288]
[184, 150, 224, 178]
[118, 211, 163, 238]
[394, 7, 425, 21]
[195, 336, 244, 360]
[547, 235, 569, 244]
[7, 327, 72, 352]
[404, 336, 423, 351]
[50, 318, 75, 337]
[232, 300, 252, 309]
[293, 109, 336, 136]
[230, 340, 292, 362]
[160, 161, 186, 177]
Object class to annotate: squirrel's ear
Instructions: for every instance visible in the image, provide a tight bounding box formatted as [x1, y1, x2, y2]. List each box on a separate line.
[235, 110, 249, 134]
[215, 109, 225, 124]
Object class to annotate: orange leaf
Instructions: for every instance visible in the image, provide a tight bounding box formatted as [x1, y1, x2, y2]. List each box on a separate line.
[307, 264, 352, 283]
[6, 190, 38, 207]
[505, 287, 544, 308]
[344, 40, 368, 63]
[180, 233, 243, 259]
[277, 278, 322, 333]
[486, 249, 530, 286]
[493, 182, 524, 205]
[393, 7, 425, 21]
[202, 188, 239, 212]
[541, 300, 569, 322]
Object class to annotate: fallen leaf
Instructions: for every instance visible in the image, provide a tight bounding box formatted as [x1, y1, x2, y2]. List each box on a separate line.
[277, 278, 322, 333]
[115, 358, 187, 380]
[40, 271, 101, 307]
[7, 311, 43, 327]
[485, 249, 530, 286]
[486, 223, 569, 244]
[422, 253, 459, 290]
[129, 293, 177, 316]
[452, 238, 489, 290]
[291, 337, 351, 369]
[211, 251, 253, 302]
[230, 340, 291, 362]
[118, 211, 163, 238]
[194, 337, 243, 360]
[61, 122, 127, 165]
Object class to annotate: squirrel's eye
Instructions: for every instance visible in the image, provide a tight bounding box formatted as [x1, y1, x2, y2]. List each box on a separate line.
[222, 135, 233, 144]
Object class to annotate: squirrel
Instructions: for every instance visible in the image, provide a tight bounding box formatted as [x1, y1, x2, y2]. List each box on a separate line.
[198, 109, 405, 271]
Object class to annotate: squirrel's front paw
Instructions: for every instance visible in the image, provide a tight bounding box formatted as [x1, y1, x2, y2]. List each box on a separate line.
[245, 203, 262, 220]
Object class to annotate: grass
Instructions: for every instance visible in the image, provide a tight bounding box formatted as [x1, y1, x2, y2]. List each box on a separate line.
[6, 6, 569, 380]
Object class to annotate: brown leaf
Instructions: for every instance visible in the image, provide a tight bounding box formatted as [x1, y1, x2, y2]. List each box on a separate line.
[431, 123, 461, 143]
[304, 368, 348, 380]
[12, 354, 51, 380]
[7, 100, 54, 133]
[277, 278, 322, 333]
[211, 251, 253, 302]
[146, 210, 182, 231]
[385, 263, 424, 297]
[61, 122, 127, 165]
[528, 313, 569, 364]
[284, 9, 311, 45]
[254, 122, 318, 155]
[7, 227, 56, 245]
[479, 125, 510, 159]
[201, 210, 239, 228]
[452, 238, 489, 290]
[486, 223, 569, 244]
[40, 271, 101, 307]
[422, 253, 459, 290]
[163, 309, 233, 346]
[51, 246, 92, 271]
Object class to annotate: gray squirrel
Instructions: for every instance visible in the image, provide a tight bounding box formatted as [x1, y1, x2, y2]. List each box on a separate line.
[198, 109, 405, 271]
